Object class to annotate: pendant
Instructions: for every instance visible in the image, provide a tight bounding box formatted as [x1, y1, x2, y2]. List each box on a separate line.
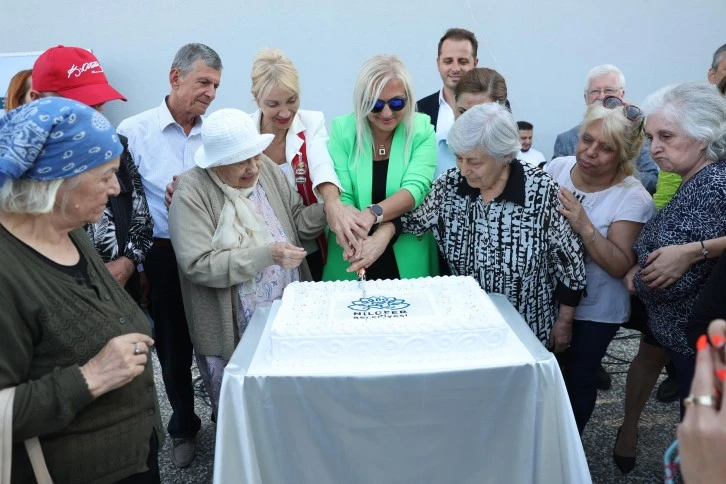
[378, 147, 386, 156]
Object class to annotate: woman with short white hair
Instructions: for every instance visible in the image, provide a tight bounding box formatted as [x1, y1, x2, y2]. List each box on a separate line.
[0, 98, 160, 483]
[350, 103, 587, 350]
[323, 54, 438, 281]
[613, 82, 726, 472]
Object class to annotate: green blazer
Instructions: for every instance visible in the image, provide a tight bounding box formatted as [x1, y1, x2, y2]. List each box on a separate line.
[322, 112, 439, 280]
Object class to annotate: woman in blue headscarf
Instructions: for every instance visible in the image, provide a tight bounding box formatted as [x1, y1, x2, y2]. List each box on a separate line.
[0, 98, 162, 483]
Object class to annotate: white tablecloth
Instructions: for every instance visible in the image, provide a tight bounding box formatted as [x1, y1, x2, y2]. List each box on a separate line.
[214, 295, 591, 484]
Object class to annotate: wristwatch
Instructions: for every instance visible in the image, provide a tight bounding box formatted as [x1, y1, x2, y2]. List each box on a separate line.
[368, 204, 384, 224]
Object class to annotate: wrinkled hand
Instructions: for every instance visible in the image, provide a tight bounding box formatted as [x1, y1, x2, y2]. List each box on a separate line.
[164, 175, 178, 210]
[80, 333, 154, 399]
[326, 201, 368, 259]
[623, 265, 639, 295]
[677, 319, 726, 484]
[640, 244, 693, 289]
[548, 318, 573, 353]
[269, 242, 307, 269]
[557, 187, 593, 236]
[345, 224, 395, 273]
[105, 256, 135, 286]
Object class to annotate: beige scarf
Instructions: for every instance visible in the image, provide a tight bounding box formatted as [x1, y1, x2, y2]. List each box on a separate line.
[207, 169, 272, 294]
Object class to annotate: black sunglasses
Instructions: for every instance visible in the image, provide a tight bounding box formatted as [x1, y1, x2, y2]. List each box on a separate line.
[371, 97, 407, 113]
[602, 96, 643, 122]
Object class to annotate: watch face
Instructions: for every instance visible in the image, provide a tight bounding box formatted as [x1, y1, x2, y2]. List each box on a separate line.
[371, 204, 383, 216]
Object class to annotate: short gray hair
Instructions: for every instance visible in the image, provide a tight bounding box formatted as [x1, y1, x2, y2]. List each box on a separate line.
[712, 43, 726, 70]
[584, 64, 625, 92]
[643, 81, 726, 162]
[171, 43, 222, 76]
[0, 178, 63, 214]
[448, 103, 521, 163]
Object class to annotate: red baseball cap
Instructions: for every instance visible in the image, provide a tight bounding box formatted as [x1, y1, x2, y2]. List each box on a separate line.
[32, 45, 127, 106]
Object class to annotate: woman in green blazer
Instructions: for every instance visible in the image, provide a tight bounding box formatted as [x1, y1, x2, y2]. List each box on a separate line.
[322, 54, 438, 281]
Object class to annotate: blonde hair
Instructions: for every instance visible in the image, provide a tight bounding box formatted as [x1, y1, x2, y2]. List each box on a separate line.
[578, 103, 643, 177]
[251, 48, 300, 104]
[352, 54, 416, 162]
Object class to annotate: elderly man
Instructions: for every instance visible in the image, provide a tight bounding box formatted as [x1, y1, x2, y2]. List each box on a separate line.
[30, 45, 153, 304]
[552, 64, 658, 194]
[708, 42, 726, 85]
[417, 28, 478, 178]
[118, 43, 222, 468]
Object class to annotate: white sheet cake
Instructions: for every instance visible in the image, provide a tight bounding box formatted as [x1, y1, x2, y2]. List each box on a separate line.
[269, 276, 510, 365]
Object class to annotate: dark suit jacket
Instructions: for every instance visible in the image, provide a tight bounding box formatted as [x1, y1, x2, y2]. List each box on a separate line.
[417, 91, 440, 129]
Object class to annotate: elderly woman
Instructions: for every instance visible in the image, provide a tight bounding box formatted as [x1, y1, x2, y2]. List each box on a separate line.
[546, 98, 656, 436]
[351, 103, 587, 350]
[168, 108, 326, 415]
[3, 69, 32, 112]
[322, 54, 438, 281]
[250, 48, 366, 279]
[0, 98, 160, 483]
[453, 67, 509, 118]
[615, 82, 726, 468]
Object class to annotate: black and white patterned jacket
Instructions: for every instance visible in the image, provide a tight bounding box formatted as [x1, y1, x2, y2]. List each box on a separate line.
[85, 135, 153, 266]
[401, 161, 587, 344]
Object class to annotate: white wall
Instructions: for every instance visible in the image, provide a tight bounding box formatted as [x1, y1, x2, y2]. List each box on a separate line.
[3, 0, 724, 158]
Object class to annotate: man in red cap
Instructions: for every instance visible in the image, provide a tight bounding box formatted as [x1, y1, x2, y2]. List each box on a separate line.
[30, 46, 154, 310]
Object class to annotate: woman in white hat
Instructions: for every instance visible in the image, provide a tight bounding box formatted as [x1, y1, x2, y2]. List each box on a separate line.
[168, 108, 326, 415]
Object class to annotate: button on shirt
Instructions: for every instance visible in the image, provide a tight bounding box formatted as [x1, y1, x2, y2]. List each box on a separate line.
[434, 89, 456, 179]
[117, 98, 203, 239]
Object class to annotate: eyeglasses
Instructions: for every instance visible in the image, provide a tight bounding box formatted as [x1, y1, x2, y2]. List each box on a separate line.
[371, 97, 407, 113]
[587, 87, 622, 97]
[602, 96, 643, 122]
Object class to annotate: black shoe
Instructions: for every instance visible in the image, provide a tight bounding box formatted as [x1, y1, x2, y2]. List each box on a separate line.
[596, 363, 612, 391]
[613, 427, 637, 474]
[657, 375, 679, 403]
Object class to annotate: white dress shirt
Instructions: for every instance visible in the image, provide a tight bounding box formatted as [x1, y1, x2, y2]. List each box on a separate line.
[434, 89, 456, 179]
[118, 98, 203, 239]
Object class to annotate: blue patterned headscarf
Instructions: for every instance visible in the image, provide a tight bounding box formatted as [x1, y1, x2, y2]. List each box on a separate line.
[0, 97, 123, 185]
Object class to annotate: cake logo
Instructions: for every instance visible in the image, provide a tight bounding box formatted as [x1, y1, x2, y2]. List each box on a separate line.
[348, 296, 410, 319]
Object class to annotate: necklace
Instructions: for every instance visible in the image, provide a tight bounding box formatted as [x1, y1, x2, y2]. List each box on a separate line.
[373, 136, 392, 158]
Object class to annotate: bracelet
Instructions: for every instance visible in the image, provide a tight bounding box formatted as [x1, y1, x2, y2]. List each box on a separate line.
[700, 240, 709, 260]
[583, 229, 597, 245]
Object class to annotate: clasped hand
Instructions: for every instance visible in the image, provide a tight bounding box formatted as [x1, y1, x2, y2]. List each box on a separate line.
[345, 223, 394, 273]
[325, 201, 369, 259]
[639, 244, 693, 289]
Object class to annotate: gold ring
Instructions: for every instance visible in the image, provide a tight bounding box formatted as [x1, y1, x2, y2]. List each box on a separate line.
[684, 394, 715, 408]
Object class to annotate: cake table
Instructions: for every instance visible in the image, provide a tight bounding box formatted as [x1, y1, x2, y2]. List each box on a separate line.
[213, 294, 592, 484]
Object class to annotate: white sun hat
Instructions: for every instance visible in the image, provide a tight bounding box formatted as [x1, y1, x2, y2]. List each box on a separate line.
[194, 108, 274, 169]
